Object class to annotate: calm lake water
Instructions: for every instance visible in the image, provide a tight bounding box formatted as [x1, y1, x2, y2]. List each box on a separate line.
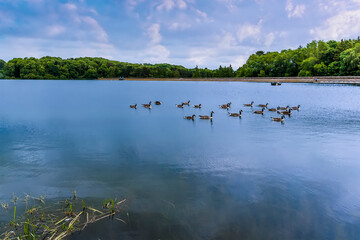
[1, 80, 360, 239]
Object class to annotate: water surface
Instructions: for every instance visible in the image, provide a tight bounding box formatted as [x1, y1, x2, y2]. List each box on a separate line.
[1, 80, 360, 239]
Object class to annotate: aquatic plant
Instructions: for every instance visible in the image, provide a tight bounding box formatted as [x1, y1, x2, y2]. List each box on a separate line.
[0, 193, 126, 240]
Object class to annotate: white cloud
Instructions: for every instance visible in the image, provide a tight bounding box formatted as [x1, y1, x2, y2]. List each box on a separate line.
[194, 9, 213, 23]
[188, 31, 254, 69]
[46, 25, 66, 37]
[310, 9, 360, 40]
[147, 23, 162, 44]
[264, 32, 275, 47]
[63, 3, 77, 11]
[157, 0, 187, 11]
[157, 0, 175, 11]
[169, 22, 191, 30]
[125, 0, 145, 11]
[0, 37, 116, 61]
[236, 20, 262, 43]
[188, 48, 217, 66]
[233, 55, 247, 68]
[177, 0, 187, 9]
[285, 0, 306, 18]
[317, 0, 359, 12]
[142, 24, 170, 62]
[59, 4, 109, 43]
[142, 44, 170, 62]
[217, 0, 242, 11]
[218, 32, 237, 49]
[81, 16, 108, 42]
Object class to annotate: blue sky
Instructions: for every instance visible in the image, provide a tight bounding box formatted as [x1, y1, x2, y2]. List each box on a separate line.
[1, 0, 360, 69]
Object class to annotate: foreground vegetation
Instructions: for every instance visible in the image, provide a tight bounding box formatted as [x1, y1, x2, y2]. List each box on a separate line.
[0, 38, 359, 80]
[0, 193, 126, 240]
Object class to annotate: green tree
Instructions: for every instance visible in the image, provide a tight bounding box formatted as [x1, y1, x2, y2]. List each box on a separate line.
[193, 66, 200, 78]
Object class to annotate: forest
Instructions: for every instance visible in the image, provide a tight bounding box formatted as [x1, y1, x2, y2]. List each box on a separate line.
[237, 38, 360, 77]
[0, 38, 359, 80]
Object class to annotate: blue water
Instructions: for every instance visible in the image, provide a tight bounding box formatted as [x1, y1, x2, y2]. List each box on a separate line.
[1, 80, 360, 239]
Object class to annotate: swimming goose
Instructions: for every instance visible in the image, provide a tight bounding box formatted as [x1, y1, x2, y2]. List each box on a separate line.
[176, 103, 184, 108]
[155, 101, 162, 105]
[142, 101, 152, 109]
[272, 116, 285, 122]
[182, 100, 190, 106]
[253, 108, 265, 115]
[184, 114, 196, 120]
[258, 103, 269, 108]
[220, 102, 231, 109]
[268, 107, 277, 112]
[130, 104, 137, 109]
[193, 104, 202, 108]
[229, 110, 243, 117]
[199, 111, 214, 119]
[291, 105, 300, 111]
[277, 105, 289, 110]
[280, 109, 292, 115]
[243, 101, 254, 107]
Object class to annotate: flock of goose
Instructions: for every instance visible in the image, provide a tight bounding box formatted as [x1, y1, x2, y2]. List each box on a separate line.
[130, 101, 301, 123]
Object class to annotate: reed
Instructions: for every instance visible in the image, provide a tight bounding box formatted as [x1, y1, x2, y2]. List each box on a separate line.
[0, 193, 126, 240]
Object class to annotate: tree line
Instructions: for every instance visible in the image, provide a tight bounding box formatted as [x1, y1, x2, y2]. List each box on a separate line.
[0, 57, 234, 80]
[237, 38, 360, 77]
[0, 38, 359, 80]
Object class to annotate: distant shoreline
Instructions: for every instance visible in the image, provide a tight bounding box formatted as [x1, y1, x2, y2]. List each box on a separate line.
[98, 77, 360, 84]
[2, 77, 360, 84]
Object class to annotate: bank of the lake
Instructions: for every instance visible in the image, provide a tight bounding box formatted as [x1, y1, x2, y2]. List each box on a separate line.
[98, 76, 360, 84]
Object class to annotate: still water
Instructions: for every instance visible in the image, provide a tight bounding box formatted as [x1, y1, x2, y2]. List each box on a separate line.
[1, 80, 360, 239]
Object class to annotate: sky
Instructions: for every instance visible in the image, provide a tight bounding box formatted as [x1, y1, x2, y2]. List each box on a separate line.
[1, 0, 360, 69]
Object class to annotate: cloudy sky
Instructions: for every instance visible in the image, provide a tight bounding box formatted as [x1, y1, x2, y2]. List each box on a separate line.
[1, 0, 360, 69]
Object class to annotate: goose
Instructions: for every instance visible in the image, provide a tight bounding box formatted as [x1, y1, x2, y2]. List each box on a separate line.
[229, 110, 243, 117]
[258, 103, 269, 108]
[291, 105, 301, 111]
[193, 104, 202, 108]
[253, 108, 265, 115]
[155, 101, 162, 105]
[268, 107, 277, 112]
[142, 101, 152, 109]
[277, 105, 289, 110]
[280, 109, 292, 116]
[199, 111, 214, 119]
[176, 103, 184, 108]
[182, 100, 190, 106]
[220, 102, 231, 109]
[184, 114, 196, 120]
[272, 116, 285, 122]
[243, 101, 254, 107]
[130, 104, 137, 109]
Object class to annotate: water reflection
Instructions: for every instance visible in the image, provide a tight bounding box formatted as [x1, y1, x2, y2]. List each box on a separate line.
[0, 80, 360, 239]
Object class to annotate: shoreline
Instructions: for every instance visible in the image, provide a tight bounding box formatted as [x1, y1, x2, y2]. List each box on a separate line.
[2, 77, 360, 84]
[99, 77, 360, 84]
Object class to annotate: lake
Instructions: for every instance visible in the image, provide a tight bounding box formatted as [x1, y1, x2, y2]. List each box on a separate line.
[1, 80, 360, 239]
